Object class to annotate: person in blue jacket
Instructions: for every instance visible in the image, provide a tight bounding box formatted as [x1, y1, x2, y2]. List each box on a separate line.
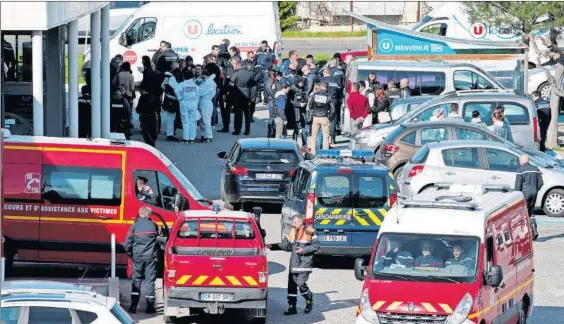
[167, 70, 200, 143]
[272, 84, 290, 138]
[197, 69, 217, 143]
[280, 50, 298, 75]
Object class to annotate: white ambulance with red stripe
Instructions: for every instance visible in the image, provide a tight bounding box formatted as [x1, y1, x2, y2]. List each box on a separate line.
[354, 184, 534, 324]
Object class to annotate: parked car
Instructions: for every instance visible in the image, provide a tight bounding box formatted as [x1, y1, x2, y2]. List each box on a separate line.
[1, 282, 134, 323]
[351, 90, 541, 152]
[218, 138, 303, 210]
[378, 120, 561, 181]
[528, 65, 556, 100]
[399, 140, 564, 217]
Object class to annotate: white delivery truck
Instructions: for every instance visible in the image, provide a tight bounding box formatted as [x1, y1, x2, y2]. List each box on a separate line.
[412, 2, 563, 69]
[82, 1, 282, 83]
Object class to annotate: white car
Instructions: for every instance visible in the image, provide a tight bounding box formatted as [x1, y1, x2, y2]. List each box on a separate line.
[528, 65, 556, 100]
[1, 281, 135, 324]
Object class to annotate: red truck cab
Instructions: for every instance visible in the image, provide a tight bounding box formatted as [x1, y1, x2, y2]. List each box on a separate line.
[1, 133, 211, 274]
[163, 205, 268, 323]
[353, 185, 534, 324]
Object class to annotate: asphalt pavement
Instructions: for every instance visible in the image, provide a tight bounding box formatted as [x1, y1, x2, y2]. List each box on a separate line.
[8, 105, 564, 323]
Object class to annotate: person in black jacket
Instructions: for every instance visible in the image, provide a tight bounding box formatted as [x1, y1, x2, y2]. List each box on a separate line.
[156, 42, 179, 74]
[243, 51, 260, 121]
[533, 90, 552, 152]
[229, 60, 256, 135]
[292, 78, 308, 147]
[515, 154, 543, 240]
[124, 206, 160, 314]
[138, 56, 163, 147]
[151, 40, 169, 68]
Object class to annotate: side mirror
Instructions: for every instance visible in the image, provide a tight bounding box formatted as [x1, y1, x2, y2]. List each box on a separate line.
[304, 152, 315, 161]
[486, 265, 504, 287]
[119, 32, 127, 46]
[217, 151, 227, 159]
[354, 258, 367, 281]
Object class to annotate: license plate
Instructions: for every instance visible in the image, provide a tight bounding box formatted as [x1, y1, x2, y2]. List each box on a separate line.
[319, 235, 347, 242]
[256, 173, 283, 180]
[200, 293, 234, 302]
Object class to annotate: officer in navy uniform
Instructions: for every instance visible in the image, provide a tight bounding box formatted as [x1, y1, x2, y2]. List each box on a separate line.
[255, 40, 276, 104]
[124, 206, 160, 314]
[110, 89, 132, 139]
[78, 85, 92, 138]
[515, 154, 543, 240]
[321, 68, 340, 144]
[532, 90, 552, 152]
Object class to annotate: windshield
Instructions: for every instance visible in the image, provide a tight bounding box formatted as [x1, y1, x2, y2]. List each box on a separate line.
[507, 147, 550, 168]
[317, 174, 388, 208]
[471, 65, 507, 90]
[110, 15, 134, 40]
[371, 233, 480, 283]
[168, 163, 206, 201]
[238, 150, 299, 165]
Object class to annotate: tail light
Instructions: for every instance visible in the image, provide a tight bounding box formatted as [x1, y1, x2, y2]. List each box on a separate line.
[532, 117, 540, 142]
[165, 251, 177, 282]
[408, 165, 424, 178]
[258, 256, 268, 288]
[289, 168, 296, 177]
[338, 167, 353, 173]
[383, 144, 399, 157]
[305, 193, 315, 224]
[389, 194, 397, 207]
[230, 165, 248, 175]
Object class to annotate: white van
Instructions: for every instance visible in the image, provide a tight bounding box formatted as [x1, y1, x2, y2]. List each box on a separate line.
[412, 2, 562, 69]
[83, 2, 282, 83]
[348, 59, 506, 96]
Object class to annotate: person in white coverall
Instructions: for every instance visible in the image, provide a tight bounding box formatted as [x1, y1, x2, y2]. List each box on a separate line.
[167, 70, 200, 143]
[198, 69, 217, 143]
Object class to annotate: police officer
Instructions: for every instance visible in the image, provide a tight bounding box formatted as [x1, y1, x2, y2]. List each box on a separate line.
[533, 90, 552, 152]
[124, 206, 159, 314]
[321, 68, 340, 144]
[292, 77, 308, 147]
[329, 57, 344, 134]
[242, 51, 260, 121]
[168, 70, 201, 143]
[230, 60, 256, 135]
[255, 40, 276, 103]
[385, 79, 401, 104]
[78, 85, 92, 138]
[515, 154, 543, 240]
[155, 42, 179, 74]
[137, 56, 163, 147]
[110, 89, 132, 138]
[307, 81, 335, 153]
[266, 214, 319, 315]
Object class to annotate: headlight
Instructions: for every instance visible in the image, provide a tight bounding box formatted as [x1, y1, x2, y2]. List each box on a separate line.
[445, 293, 473, 324]
[359, 289, 380, 324]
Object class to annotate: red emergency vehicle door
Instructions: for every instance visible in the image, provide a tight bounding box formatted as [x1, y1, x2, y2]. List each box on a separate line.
[38, 148, 125, 264]
[170, 218, 267, 292]
[2, 146, 43, 261]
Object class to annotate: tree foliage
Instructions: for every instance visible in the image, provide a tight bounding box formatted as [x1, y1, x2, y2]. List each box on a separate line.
[278, 1, 299, 31]
[464, 1, 564, 147]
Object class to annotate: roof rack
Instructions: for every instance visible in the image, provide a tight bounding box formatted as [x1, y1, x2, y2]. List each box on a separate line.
[454, 89, 518, 95]
[314, 149, 382, 166]
[434, 183, 512, 193]
[401, 199, 479, 210]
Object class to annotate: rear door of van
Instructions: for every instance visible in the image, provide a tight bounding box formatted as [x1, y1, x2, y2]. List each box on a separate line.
[168, 217, 267, 300]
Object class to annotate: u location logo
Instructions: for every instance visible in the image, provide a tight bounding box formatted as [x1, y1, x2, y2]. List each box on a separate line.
[379, 39, 394, 53]
[184, 20, 203, 39]
[470, 22, 487, 39]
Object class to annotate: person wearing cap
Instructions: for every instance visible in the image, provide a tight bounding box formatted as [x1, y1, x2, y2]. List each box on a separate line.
[135, 176, 156, 205]
[266, 214, 319, 315]
[414, 241, 443, 268]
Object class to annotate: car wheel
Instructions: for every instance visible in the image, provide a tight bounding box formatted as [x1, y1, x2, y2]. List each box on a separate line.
[393, 165, 404, 182]
[538, 82, 551, 101]
[543, 188, 564, 217]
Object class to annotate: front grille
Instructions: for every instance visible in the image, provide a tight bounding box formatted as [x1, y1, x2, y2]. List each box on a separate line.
[377, 312, 447, 324]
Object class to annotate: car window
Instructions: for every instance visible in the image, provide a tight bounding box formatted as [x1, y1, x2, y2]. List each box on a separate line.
[420, 127, 448, 145]
[485, 149, 520, 172]
[238, 150, 298, 164]
[158, 172, 180, 212]
[29, 306, 73, 324]
[176, 220, 256, 240]
[357, 70, 445, 95]
[499, 102, 530, 125]
[76, 310, 98, 324]
[296, 169, 310, 198]
[442, 148, 481, 169]
[42, 165, 122, 206]
[125, 17, 157, 46]
[318, 175, 351, 208]
[357, 176, 387, 208]
[234, 221, 256, 239]
[1, 307, 21, 324]
[411, 146, 430, 163]
[462, 101, 530, 125]
[177, 220, 198, 238]
[455, 127, 488, 140]
[412, 104, 450, 122]
[400, 131, 416, 145]
[110, 304, 134, 324]
[454, 70, 495, 91]
[420, 23, 448, 36]
[291, 168, 302, 196]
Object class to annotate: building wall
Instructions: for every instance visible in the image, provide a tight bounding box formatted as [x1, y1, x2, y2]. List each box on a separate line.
[1, 1, 108, 31]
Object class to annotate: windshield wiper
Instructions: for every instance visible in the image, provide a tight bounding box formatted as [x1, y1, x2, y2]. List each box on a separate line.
[373, 272, 417, 282]
[422, 274, 460, 283]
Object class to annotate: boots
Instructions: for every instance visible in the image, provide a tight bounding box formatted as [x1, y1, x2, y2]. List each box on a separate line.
[283, 304, 297, 315]
[305, 295, 314, 313]
[128, 295, 139, 313]
[145, 299, 156, 314]
[531, 217, 539, 241]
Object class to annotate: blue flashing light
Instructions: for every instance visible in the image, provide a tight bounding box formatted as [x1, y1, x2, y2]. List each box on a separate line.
[315, 149, 375, 160]
[212, 203, 221, 213]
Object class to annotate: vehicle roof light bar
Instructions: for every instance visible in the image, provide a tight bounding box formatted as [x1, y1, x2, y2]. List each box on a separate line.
[315, 149, 375, 160]
[401, 200, 479, 210]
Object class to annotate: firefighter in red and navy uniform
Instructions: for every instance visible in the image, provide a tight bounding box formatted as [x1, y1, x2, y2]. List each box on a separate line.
[267, 214, 319, 315]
